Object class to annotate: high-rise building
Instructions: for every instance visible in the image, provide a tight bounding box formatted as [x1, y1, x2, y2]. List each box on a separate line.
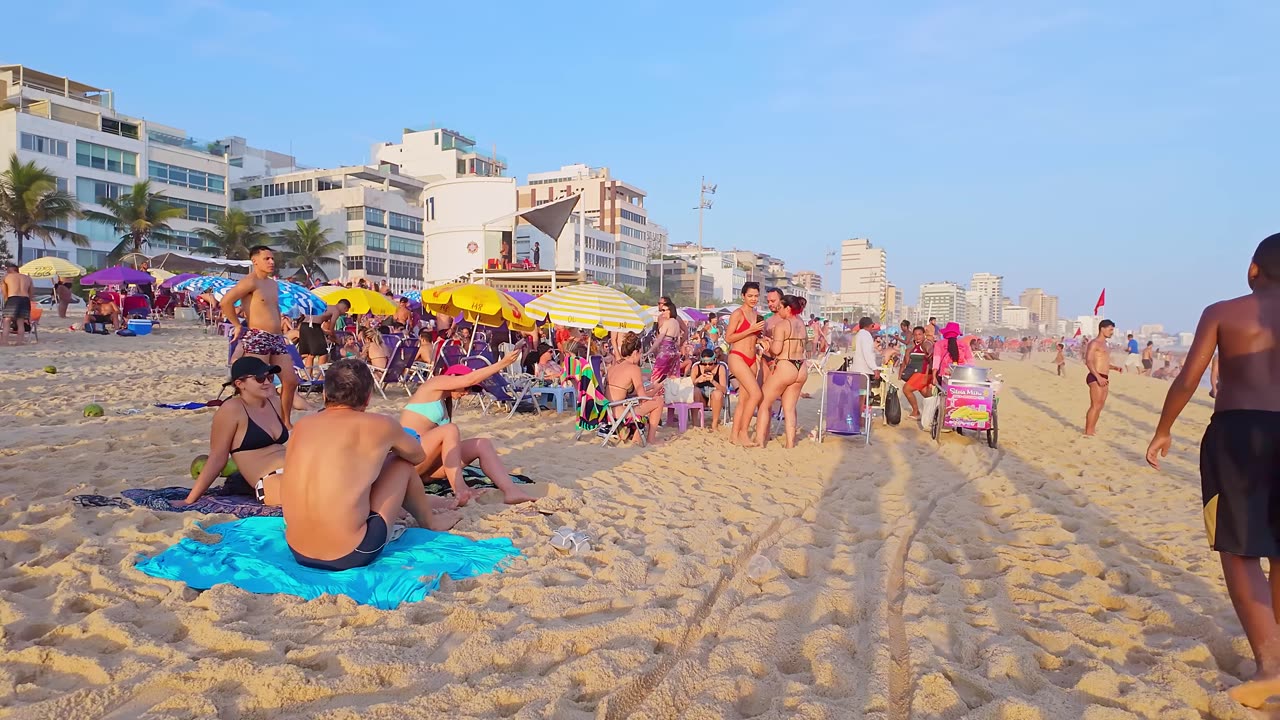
[969, 272, 1003, 328]
[517, 164, 650, 289]
[1019, 288, 1045, 323]
[793, 270, 822, 293]
[839, 238, 887, 314]
[231, 165, 426, 292]
[884, 283, 903, 321]
[1, 64, 239, 266]
[918, 281, 968, 325]
[372, 126, 506, 182]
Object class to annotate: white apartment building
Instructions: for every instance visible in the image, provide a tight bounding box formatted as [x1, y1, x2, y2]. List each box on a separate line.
[793, 270, 822, 293]
[1, 65, 233, 266]
[885, 283, 904, 320]
[517, 164, 650, 289]
[1002, 305, 1032, 330]
[647, 222, 669, 259]
[918, 281, 968, 325]
[667, 243, 747, 303]
[372, 127, 506, 182]
[231, 165, 425, 292]
[1039, 295, 1059, 331]
[1140, 323, 1165, 336]
[839, 238, 887, 314]
[969, 272, 1003, 328]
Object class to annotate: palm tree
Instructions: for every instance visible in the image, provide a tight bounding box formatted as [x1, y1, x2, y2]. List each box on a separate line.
[194, 208, 268, 260]
[275, 219, 343, 282]
[0, 153, 87, 261]
[82, 180, 183, 260]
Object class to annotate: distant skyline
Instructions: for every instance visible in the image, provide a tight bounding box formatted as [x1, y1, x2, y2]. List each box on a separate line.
[9, 0, 1277, 332]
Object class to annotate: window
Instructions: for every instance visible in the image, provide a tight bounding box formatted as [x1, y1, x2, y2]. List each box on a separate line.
[20, 132, 68, 158]
[346, 207, 363, 221]
[364, 231, 386, 250]
[287, 209, 313, 221]
[364, 256, 386, 275]
[149, 161, 226, 193]
[100, 118, 140, 140]
[620, 226, 647, 240]
[456, 159, 467, 176]
[365, 207, 385, 227]
[75, 141, 137, 176]
[76, 249, 110, 268]
[388, 258, 423, 279]
[344, 255, 364, 271]
[620, 209, 646, 225]
[346, 230, 365, 248]
[285, 179, 312, 194]
[389, 236, 423, 257]
[261, 182, 286, 197]
[426, 197, 435, 221]
[229, 157, 244, 167]
[55, 177, 68, 194]
[78, 218, 120, 245]
[160, 197, 225, 223]
[316, 178, 341, 191]
[388, 212, 422, 234]
[76, 177, 129, 204]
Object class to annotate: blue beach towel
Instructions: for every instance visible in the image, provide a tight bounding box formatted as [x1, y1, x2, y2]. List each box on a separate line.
[135, 517, 521, 609]
[155, 402, 211, 410]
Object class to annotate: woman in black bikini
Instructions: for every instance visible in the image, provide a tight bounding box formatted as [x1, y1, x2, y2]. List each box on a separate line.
[724, 282, 766, 445]
[756, 295, 808, 448]
[604, 333, 666, 445]
[174, 357, 288, 507]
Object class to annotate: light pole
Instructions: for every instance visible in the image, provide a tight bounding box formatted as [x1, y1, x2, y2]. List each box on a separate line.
[694, 177, 716, 309]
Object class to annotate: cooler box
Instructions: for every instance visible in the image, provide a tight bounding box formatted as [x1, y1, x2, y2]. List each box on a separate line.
[127, 319, 154, 336]
[824, 371, 867, 436]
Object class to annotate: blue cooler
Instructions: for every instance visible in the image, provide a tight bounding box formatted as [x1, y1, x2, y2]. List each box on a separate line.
[127, 319, 154, 336]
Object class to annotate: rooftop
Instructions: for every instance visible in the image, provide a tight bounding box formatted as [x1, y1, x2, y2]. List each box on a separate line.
[0, 64, 113, 109]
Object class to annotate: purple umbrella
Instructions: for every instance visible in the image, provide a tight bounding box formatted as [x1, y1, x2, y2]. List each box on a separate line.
[503, 290, 535, 305]
[82, 265, 156, 286]
[160, 272, 200, 289]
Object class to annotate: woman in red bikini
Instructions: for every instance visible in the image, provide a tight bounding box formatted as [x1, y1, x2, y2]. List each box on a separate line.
[725, 281, 766, 445]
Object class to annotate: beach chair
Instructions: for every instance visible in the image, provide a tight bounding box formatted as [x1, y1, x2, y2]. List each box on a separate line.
[371, 337, 421, 399]
[817, 370, 873, 446]
[436, 343, 465, 374]
[598, 395, 652, 447]
[122, 295, 151, 319]
[470, 340, 495, 364]
[286, 344, 325, 395]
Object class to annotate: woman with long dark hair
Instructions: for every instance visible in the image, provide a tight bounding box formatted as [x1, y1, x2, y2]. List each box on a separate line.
[930, 322, 974, 384]
[724, 282, 766, 445]
[651, 297, 683, 384]
[756, 295, 808, 448]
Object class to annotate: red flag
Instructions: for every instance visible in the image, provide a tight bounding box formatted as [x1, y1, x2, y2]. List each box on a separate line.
[1093, 289, 1106, 315]
[1073, 327, 1082, 338]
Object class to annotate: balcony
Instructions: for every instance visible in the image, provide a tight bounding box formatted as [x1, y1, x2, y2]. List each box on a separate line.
[147, 130, 226, 157]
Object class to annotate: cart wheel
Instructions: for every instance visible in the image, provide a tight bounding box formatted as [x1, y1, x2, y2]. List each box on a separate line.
[987, 409, 999, 448]
[930, 405, 941, 441]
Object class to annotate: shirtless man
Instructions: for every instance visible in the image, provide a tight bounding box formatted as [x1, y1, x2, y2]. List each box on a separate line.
[221, 246, 301, 428]
[1, 263, 35, 346]
[282, 359, 460, 571]
[1140, 341, 1155, 376]
[760, 287, 784, 385]
[1145, 234, 1280, 709]
[392, 297, 412, 330]
[297, 299, 350, 378]
[1083, 319, 1122, 436]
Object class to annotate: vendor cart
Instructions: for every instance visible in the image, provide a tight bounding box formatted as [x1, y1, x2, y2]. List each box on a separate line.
[930, 371, 999, 448]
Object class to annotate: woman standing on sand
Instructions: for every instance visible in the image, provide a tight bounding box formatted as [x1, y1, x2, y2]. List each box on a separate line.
[756, 295, 808, 448]
[724, 282, 766, 445]
[651, 300, 683, 384]
[400, 352, 535, 506]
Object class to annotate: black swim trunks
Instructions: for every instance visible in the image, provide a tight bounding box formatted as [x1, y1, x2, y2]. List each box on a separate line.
[1143, 359, 1154, 370]
[1200, 410, 1280, 557]
[289, 512, 389, 571]
[1086, 372, 1109, 385]
[3, 296, 31, 321]
[297, 321, 328, 357]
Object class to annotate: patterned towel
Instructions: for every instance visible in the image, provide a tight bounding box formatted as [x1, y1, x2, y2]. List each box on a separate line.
[423, 465, 534, 497]
[120, 486, 282, 518]
[135, 517, 520, 609]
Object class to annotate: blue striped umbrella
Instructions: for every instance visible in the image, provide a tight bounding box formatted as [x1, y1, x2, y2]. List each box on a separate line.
[401, 289, 422, 303]
[212, 280, 327, 317]
[172, 276, 236, 294]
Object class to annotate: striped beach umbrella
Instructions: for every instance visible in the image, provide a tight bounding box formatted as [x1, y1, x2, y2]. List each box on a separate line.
[276, 280, 327, 316]
[172, 276, 236, 294]
[524, 284, 650, 332]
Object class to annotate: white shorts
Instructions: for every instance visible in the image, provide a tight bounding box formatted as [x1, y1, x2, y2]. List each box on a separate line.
[1125, 354, 1142, 369]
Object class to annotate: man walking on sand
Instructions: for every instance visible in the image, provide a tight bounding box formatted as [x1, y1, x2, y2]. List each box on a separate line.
[282, 360, 460, 571]
[220, 246, 301, 428]
[1084, 319, 1123, 436]
[1141, 341, 1155, 376]
[1146, 233, 1280, 709]
[1124, 333, 1142, 373]
[1, 262, 35, 346]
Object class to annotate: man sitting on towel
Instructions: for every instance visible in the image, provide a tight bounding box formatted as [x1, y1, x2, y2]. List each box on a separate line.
[281, 359, 461, 571]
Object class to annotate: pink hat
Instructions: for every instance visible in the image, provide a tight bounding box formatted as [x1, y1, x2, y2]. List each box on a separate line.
[941, 322, 962, 339]
[442, 364, 473, 376]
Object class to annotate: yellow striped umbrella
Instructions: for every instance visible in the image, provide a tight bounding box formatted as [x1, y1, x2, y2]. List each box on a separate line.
[524, 284, 650, 331]
[312, 286, 398, 315]
[421, 282, 535, 332]
[20, 257, 86, 279]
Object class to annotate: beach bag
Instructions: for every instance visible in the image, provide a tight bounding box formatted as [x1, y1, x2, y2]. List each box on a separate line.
[920, 394, 940, 431]
[885, 387, 902, 426]
[663, 377, 695, 404]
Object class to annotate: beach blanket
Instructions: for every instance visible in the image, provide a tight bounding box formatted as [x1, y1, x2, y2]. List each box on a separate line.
[121, 486, 282, 518]
[135, 517, 520, 609]
[423, 465, 534, 497]
[566, 355, 607, 433]
[155, 402, 213, 410]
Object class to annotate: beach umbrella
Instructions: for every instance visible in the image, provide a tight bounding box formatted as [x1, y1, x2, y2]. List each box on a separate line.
[160, 272, 200, 289]
[20, 257, 86, 279]
[213, 279, 326, 317]
[421, 282, 535, 333]
[644, 305, 705, 324]
[401, 289, 422, 303]
[81, 265, 155, 286]
[503, 289, 535, 306]
[172, 276, 236, 294]
[525, 284, 649, 332]
[312, 286, 397, 315]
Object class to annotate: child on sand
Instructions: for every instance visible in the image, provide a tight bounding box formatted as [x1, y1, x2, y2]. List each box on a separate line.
[1054, 343, 1065, 376]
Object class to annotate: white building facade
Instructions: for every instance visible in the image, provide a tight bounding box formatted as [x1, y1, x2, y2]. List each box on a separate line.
[968, 272, 1003, 329]
[372, 127, 506, 182]
[918, 281, 968, 325]
[839, 238, 887, 314]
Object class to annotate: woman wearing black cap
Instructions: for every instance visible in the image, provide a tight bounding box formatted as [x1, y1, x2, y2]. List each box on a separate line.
[171, 357, 289, 508]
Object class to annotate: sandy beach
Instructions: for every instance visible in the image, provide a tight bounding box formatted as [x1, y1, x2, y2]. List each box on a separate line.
[0, 325, 1259, 719]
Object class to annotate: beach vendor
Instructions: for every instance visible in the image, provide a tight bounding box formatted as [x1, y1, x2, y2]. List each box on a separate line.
[930, 322, 974, 384]
[282, 360, 460, 572]
[899, 326, 933, 420]
[173, 358, 289, 508]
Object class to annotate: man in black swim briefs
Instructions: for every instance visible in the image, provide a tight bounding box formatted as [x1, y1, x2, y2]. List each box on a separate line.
[1146, 233, 1280, 709]
[1083, 319, 1121, 436]
[280, 360, 459, 572]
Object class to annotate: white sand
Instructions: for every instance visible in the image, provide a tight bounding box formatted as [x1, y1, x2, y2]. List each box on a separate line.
[0, 325, 1258, 719]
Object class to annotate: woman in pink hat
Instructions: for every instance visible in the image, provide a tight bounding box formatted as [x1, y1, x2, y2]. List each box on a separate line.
[931, 322, 975, 384]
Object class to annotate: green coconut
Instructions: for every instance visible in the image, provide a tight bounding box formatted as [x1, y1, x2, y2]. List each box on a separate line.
[83, 403, 104, 418]
[44, 366, 57, 374]
[220, 456, 239, 478]
[190, 454, 209, 480]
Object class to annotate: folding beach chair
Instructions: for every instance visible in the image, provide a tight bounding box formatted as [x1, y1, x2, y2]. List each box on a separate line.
[286, 344, 325, 395]
[371, 337, 421, 399]
[817, 370, 873, 446]
[435, 343, 465, 375]
[122, 295, 151, 319]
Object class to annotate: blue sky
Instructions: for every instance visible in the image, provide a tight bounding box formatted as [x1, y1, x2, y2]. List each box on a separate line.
[10, 0, 1278, 331]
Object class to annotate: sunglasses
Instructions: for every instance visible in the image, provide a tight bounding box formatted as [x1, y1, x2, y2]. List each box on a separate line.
[237, 373, 274, 384]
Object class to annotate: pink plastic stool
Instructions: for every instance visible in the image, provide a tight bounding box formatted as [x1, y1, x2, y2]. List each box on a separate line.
[665, 401, 705, 432]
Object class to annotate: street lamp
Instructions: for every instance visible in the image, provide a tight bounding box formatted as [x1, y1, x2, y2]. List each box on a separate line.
[694, 177, 716, 309]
